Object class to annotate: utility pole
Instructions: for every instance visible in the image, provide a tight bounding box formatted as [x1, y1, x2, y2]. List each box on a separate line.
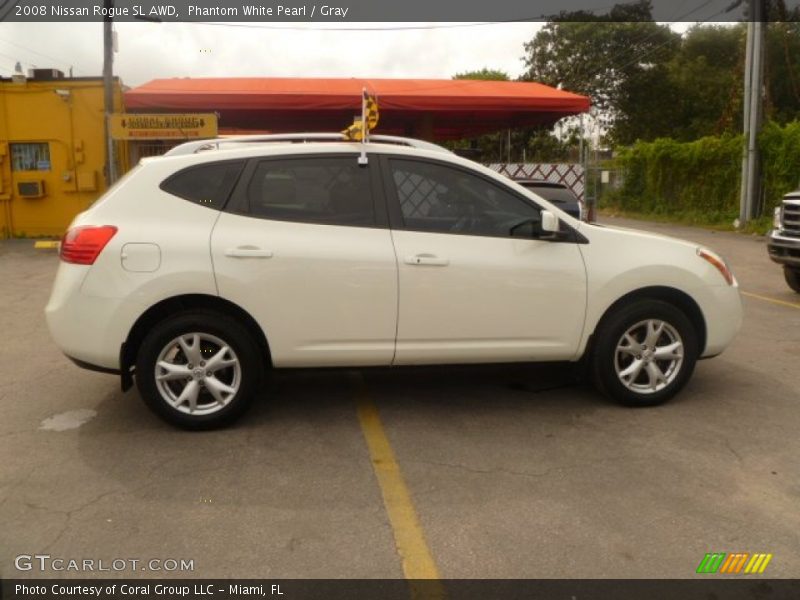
[102, 0, 117, 186]
[739, 0, 765, 225]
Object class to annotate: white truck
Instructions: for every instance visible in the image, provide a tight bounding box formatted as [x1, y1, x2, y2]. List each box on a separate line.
[767, 189, 800, 293]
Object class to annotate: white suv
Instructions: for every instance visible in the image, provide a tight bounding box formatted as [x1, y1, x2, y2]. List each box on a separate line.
[46, 134, 742, 429]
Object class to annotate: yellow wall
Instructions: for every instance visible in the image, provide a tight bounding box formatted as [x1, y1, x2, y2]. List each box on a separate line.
[0, 77, 125, 238]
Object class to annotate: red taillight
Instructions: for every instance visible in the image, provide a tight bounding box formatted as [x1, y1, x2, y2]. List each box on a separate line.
[60, 225, 118, 265]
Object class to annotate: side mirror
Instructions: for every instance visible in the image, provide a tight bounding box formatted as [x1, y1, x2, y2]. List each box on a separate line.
[541, 210, 559, 234]
[509, 212, 562, 240]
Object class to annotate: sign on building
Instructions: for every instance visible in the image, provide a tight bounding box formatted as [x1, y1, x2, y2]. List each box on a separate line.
[110, 113, 218, 140]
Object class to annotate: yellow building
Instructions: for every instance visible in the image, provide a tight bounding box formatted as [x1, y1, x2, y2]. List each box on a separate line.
[0, 69, 125, 238]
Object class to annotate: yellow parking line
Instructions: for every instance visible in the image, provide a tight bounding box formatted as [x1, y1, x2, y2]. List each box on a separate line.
[33, 240, 60, 249]
[741, 291, 800, 310]
[353, 372, 444, 591]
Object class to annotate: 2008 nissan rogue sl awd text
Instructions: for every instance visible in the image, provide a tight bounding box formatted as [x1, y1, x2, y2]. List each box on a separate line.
[45, 134, 743, 429]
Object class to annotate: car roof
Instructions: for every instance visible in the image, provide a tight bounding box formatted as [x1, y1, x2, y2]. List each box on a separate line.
[141, 140, 453, 171]
[135, 135, 583, 224]
[163, 133, 451, 157]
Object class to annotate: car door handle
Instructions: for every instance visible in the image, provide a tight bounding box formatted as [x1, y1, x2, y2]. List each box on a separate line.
[405, 253, 449, 267]
[224, 246, 273, 259]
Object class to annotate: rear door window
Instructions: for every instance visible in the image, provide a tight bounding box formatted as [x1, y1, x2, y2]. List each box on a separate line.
[238, 156, 376, 227]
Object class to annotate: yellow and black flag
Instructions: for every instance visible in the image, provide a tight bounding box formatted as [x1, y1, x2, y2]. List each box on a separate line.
[342, 118, 366, 142]
[365, 90, 379, 130]
[342, 89, 379, 141]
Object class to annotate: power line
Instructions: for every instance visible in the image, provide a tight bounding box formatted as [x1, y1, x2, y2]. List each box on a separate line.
[188, 19, 534, 32]
[558, 0, 719, 87]
[542, 1, 739, 154]
[186, 6, 642, 33]
[0, 38, 77, 73]
[608, 4, 736, 74]
[117, 0, 644, 33]
[560, 0, 734, 95]
[559, 0, 716, 96]
[0, 48, 28, 66]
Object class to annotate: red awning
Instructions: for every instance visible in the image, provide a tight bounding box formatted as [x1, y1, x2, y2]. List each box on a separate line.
[124, 77, 590, 140]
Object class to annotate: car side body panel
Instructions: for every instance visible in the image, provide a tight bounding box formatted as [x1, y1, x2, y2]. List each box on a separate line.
[575, 224, 742, 359]
[46, 162, 220, 369]
[45, 141, 742, 377]
[210, 213, 398, 367]
[390, 230, 587, 364]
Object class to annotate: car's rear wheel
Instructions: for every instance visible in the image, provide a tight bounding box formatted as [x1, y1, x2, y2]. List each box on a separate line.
[591, 299, 698, 407]
[784, 267, 800, 294]
[135, 311, 262, 429]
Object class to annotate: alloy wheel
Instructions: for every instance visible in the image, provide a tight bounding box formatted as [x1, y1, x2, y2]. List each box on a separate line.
[614, 319, 684, 395]
[154, 332, 241, 415]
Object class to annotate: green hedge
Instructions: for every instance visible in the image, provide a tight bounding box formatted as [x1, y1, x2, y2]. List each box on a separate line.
[760, 121, 800, 212]
[607, 121, 800, 221]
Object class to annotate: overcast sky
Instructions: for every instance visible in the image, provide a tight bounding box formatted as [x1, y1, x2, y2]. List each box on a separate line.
[0, 21, 700, 89]
[0, 22, 558, 87]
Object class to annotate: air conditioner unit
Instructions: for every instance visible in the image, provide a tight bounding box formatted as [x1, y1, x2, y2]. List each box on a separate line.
[17, 180, 45, 198]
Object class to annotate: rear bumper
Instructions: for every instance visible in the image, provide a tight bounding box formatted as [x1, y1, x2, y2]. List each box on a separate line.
[66, 354, 120, 375]
[45, 263, 129, 371]
[767, 230, 800, 267]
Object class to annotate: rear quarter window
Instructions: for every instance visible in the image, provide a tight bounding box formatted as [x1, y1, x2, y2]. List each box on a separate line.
[160, 161, 244, 210]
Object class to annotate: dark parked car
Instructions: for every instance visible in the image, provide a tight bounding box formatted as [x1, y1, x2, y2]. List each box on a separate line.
[514, 179, 583, 220]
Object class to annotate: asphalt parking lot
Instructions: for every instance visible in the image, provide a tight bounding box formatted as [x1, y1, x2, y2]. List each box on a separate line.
[1, 216, 798, 580]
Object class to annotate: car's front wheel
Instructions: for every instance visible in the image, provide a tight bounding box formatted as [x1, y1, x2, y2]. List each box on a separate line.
[784, 267, 800, 294]
[591, 299, 699, 407]
[135, 311, 262, 429]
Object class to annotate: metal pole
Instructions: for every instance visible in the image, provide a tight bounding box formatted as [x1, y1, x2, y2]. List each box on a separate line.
[580, 114, 592, 221]
[102, 0, 117, 186]
[739, 17, 754, 225]
[739, 0, 765, 224]
[746, 8, 765, 219]
[593, 142, 599, 220]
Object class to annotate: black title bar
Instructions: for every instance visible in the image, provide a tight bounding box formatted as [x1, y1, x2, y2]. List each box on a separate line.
[3, 0, 797, 23]
[4, 579, 800, 600]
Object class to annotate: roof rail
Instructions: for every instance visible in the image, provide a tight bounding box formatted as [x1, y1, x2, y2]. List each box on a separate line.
[163, 133, 450, 157]
[372, 135, 451, 154]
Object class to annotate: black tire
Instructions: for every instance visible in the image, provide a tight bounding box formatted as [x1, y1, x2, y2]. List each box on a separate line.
[591, 299, 699, 407]
[784, 267, 800, 294]
[135, 310, 263, 429]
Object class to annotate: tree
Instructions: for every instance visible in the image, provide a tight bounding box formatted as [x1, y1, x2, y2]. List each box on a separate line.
[521, 1, 680, 144]
[521, 1, 800, 145]
[448, 68, 571, 162]
[453, 68, 510, 81]
[764, 20, 800, 126]
[448, 68, 508, 161]
[660, 20, 800, 140]
[665, 24, 746, 140]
